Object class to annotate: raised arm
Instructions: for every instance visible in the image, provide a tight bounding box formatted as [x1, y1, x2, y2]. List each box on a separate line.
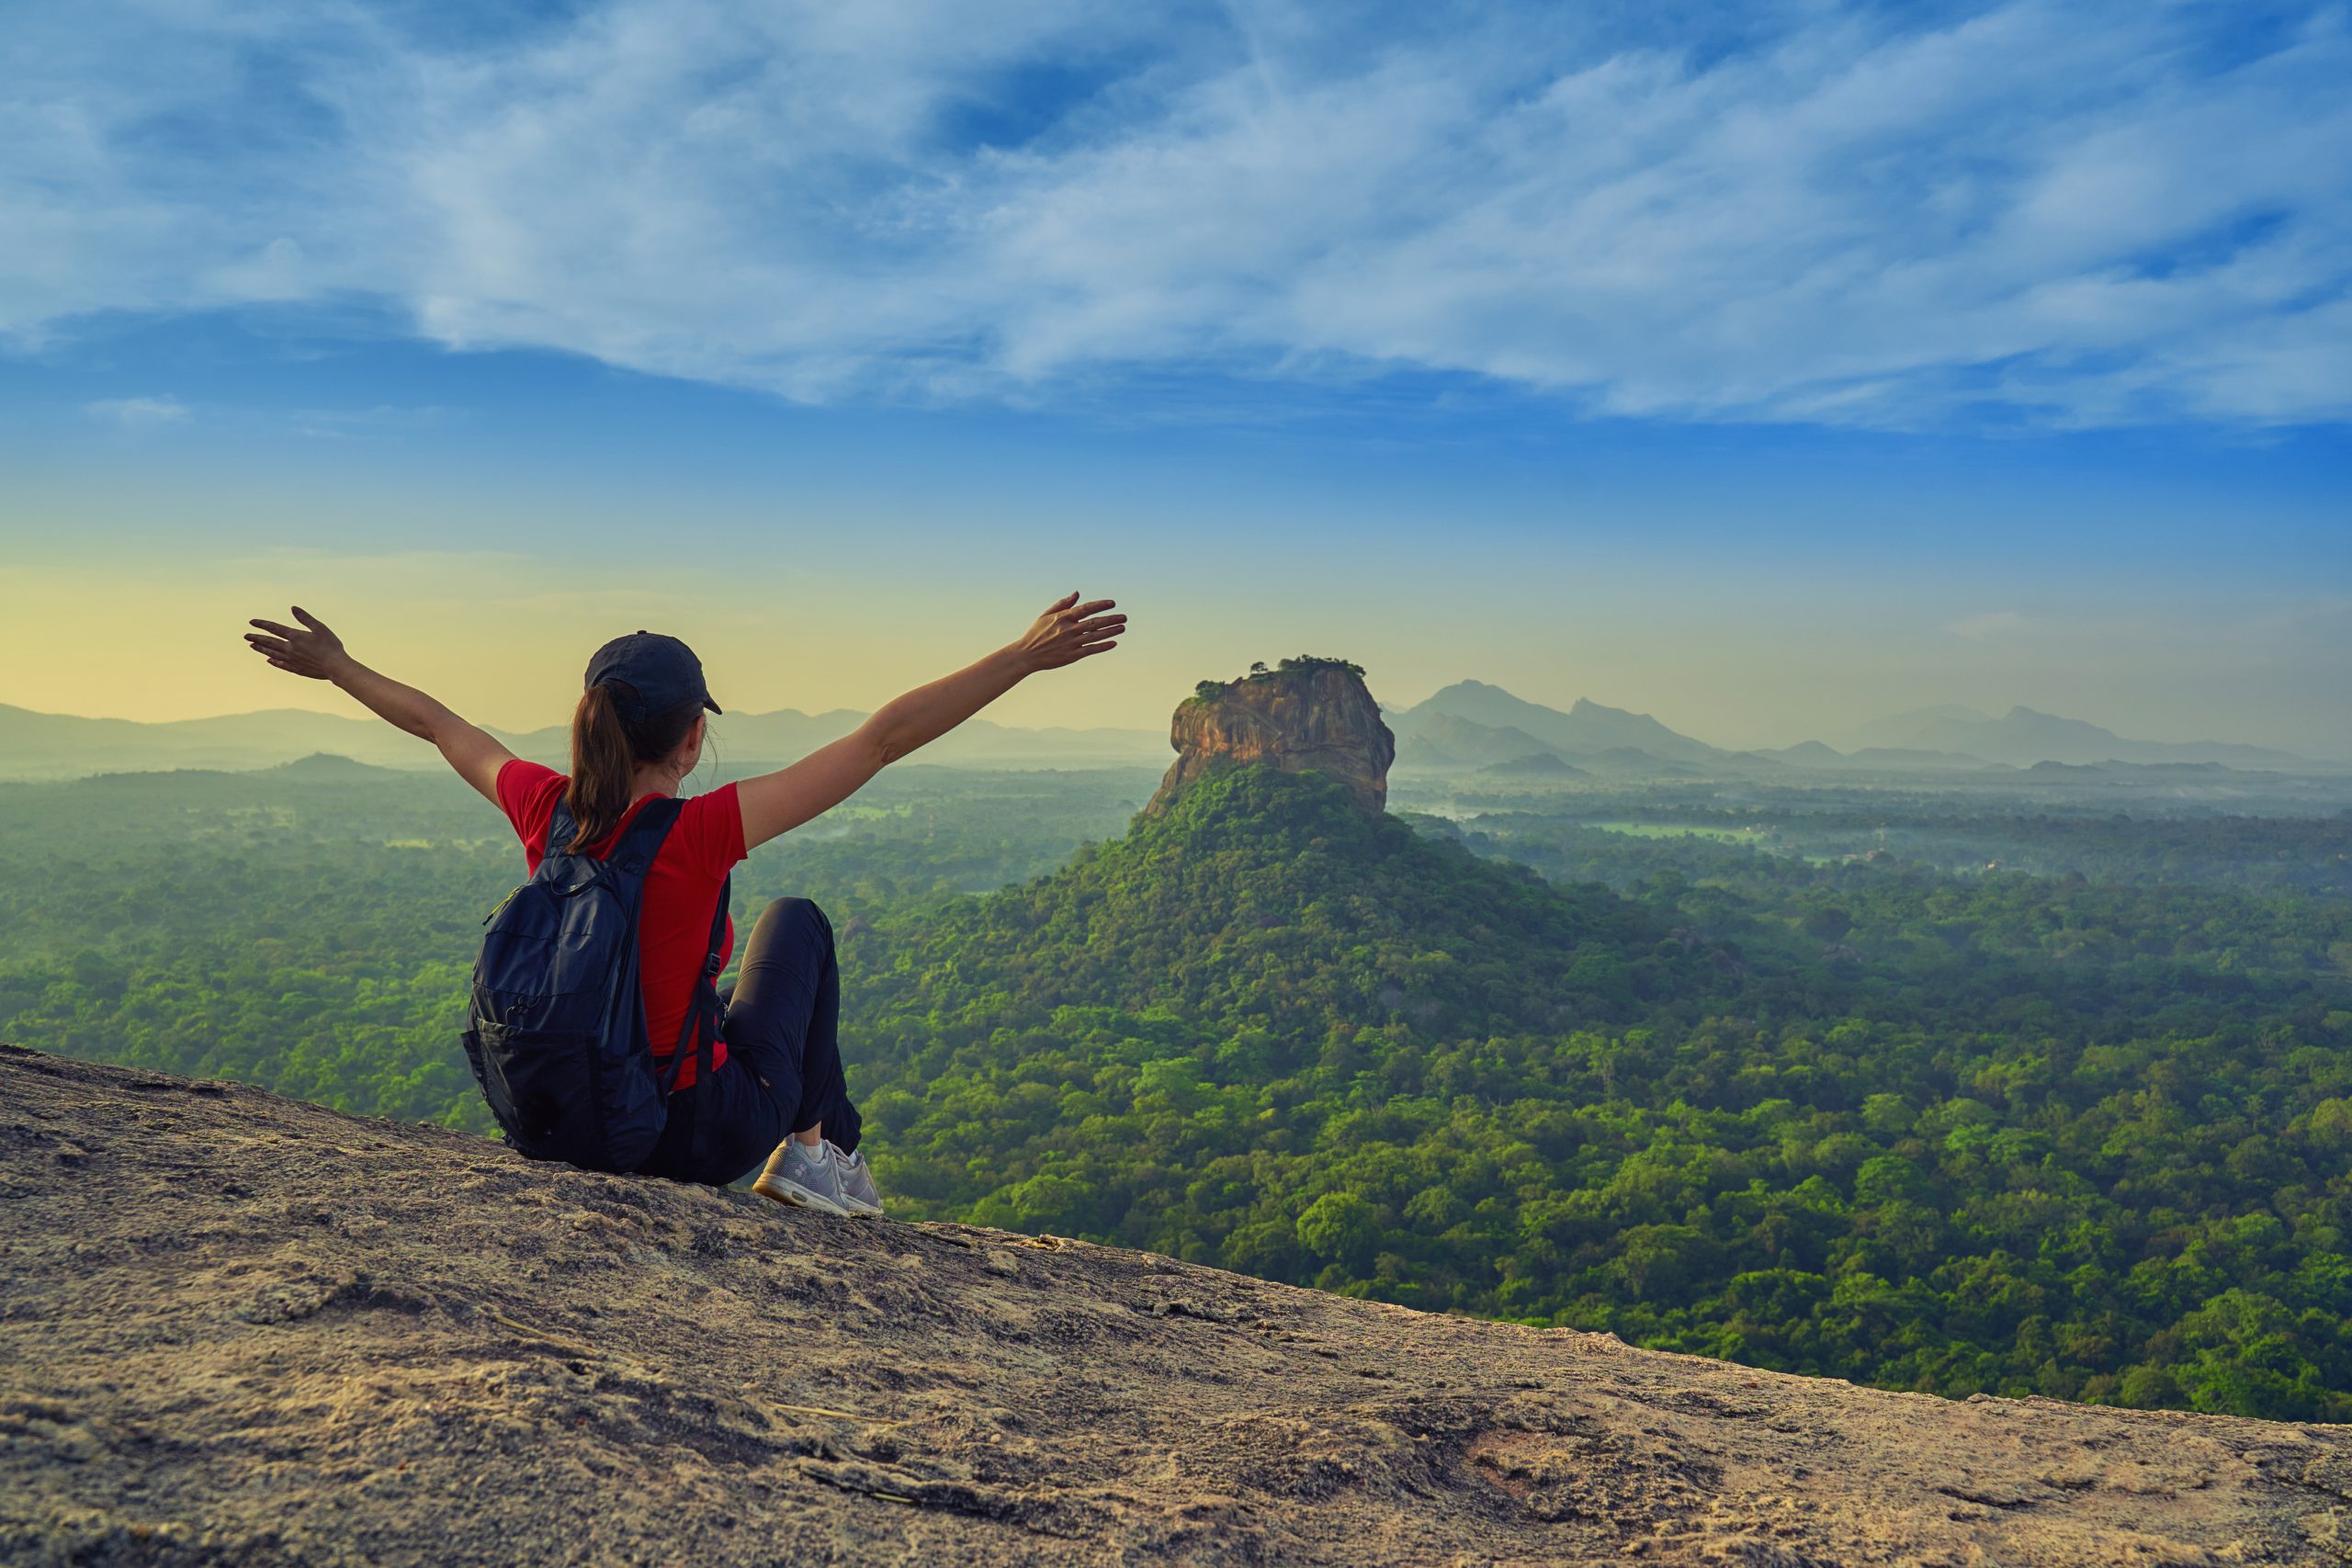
[243, 607, 515, 803]
[736, 592, 1125, 852]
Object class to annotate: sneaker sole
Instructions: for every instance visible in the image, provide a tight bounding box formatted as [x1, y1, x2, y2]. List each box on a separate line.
[752, 1173, 852, 1216]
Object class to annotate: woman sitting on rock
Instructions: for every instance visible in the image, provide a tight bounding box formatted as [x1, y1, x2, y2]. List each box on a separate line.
[241, 595, 1124, 1213]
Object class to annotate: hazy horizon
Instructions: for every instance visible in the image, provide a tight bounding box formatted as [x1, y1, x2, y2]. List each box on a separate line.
[6, 665, 2340, 762]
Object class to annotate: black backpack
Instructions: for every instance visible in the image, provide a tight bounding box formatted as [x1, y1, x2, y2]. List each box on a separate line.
[461, 795, 729, 1172]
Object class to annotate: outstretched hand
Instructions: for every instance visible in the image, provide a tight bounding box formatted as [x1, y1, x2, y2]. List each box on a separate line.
[243, 607, 350, 682]
[1013, 592, 1125, 673]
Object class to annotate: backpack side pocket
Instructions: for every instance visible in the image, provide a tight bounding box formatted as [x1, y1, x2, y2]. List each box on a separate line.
[470, 1021, 604, 1165]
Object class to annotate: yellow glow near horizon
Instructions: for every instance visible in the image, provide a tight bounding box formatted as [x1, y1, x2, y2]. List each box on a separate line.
[2, 550, 1256, 734]
[6, 546, 2344, 756]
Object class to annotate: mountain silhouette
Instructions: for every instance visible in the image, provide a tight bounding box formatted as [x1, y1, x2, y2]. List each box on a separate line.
[5, 685, 2324, 783]
[1391, 711, 1562, 769]
[0, 702, 1163, 781]
[1388, 681, 1725, 765]
[1836, 706, 2305, 769]
[1477, 752, 1589, 778]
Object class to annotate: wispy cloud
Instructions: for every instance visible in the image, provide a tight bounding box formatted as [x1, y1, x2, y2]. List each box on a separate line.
[7, 1, 2349, 427]
[83, 395, 189, 428]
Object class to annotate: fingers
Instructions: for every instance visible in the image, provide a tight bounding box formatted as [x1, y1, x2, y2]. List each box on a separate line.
[250, 643, 325, 677]
[1029, 592, 1124, 668]
[245, 623, 328, 677]
[249, 618, 302, 639]
[290, 605, 327, 631]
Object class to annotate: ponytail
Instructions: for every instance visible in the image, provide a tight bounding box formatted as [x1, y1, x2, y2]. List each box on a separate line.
[563, 679, 707, 852]
[566, 683, 636, 852]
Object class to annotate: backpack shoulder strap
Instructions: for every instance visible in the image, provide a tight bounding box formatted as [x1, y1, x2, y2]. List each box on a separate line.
[608, 795, 685, 877]
[545, 794, 578, 861]
[695, 873, 730, 1085]
[543, 794, 684, 874]
[655, 872, 732, 1097]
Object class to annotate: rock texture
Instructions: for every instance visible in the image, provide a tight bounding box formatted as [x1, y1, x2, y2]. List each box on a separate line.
[4, 1044, 2349, 1568]
[1150, 659, 1396, 815]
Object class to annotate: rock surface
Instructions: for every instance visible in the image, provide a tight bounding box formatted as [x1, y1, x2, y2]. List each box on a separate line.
[1150, 659, 1396, 815]
[4, 1044, 2347, 1567]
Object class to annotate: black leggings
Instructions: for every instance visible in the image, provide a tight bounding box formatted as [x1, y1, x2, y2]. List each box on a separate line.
[638, 897, 863, 1187]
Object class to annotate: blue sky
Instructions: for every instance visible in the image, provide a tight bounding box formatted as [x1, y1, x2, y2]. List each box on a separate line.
[3, 0, 2347, 750]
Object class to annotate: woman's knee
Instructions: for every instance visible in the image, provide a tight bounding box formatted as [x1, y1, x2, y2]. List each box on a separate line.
[752, 896, 831, 943]
[743, 897, 834, 971]
[757, 895, 828, 928]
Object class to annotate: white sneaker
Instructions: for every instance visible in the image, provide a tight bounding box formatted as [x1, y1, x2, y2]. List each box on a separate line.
[830, 1143, 884, 1216]
[752, 1139, 852, 1215]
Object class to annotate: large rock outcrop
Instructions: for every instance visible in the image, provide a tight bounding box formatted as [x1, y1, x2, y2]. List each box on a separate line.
[1149, 658, 1396, 815]
[4, 1045, 2348, 1566]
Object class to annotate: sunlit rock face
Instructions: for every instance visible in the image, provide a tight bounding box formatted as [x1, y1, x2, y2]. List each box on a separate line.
[9, 1047, 2334, 1566]
[1149, 658, 1395, 814]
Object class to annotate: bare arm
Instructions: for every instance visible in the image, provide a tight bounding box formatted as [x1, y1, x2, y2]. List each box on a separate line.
[243, 607, 515, 804]
[737, 592, 1125, 852]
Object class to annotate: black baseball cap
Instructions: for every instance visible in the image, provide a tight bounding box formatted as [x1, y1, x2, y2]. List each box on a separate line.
[584, 631, 721, 723]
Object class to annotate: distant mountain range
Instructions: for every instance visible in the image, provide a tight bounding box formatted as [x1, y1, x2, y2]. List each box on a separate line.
[1389, 681, 1728, 766]
[1383, 683, 2321, 777]
[1476, 751, 1588, 780]
[0, 703, 1166, 782]
[1, 682, 2324, 783]
[1826, 705, 2308, 770]
[1385, 682, 1739, 778]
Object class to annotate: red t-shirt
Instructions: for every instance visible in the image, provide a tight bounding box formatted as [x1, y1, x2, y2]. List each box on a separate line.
[495, 761, 744, 1090]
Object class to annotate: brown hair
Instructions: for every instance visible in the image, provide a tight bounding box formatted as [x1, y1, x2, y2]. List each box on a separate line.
[564, 681, 704, 852]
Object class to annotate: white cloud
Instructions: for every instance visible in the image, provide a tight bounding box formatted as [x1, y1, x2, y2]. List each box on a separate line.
[6, 1, 2349, 426]
[83, 395, 190, 428]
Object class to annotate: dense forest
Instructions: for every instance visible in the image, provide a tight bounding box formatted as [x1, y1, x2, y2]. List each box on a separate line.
[0, 759, 1149, 1123]
[4, 754, 2349, 1422]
